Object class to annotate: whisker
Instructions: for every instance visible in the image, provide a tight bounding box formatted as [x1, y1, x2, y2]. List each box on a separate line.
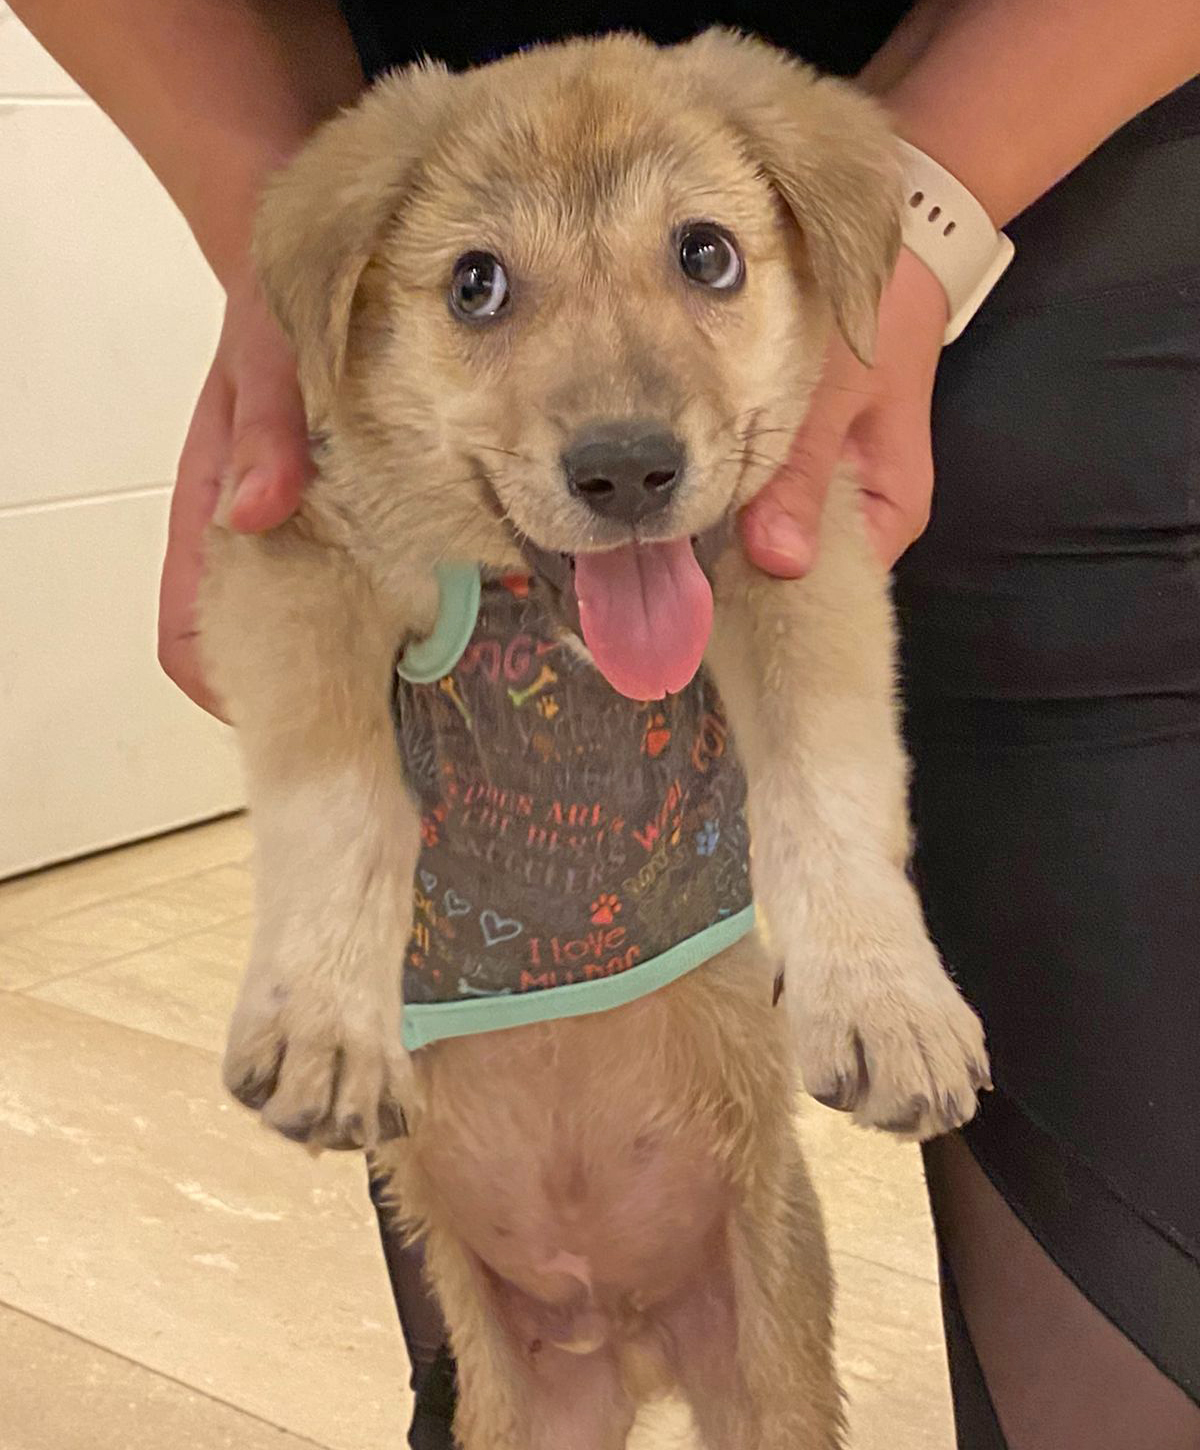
[474, 443, 531, 463]
[430, 514, 486, 568]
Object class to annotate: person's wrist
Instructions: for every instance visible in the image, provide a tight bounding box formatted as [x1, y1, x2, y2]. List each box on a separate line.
[195, 147, 303, 291]
[881, 246, 949, 368]
[192, 86, 361, 287]
[883, 80, 1022, 229]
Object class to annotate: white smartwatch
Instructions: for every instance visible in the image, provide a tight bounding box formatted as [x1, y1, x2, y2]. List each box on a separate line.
[895, 139, 1015, 344]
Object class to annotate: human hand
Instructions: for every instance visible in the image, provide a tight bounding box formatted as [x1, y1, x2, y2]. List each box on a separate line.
[158, 269, 311, 716]
[740, 247, 949, 577]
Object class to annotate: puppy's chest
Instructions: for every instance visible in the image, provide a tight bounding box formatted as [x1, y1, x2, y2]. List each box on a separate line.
[392, 573, 753, 1048]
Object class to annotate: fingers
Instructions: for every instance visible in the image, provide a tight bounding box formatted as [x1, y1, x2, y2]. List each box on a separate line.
[226, 308, 312, 533]
[158, 279, 311, 717]
[160, 367, 231, 718]
[851, 413, 935, 568]
[859, 462, 934, 567]
[739, 416, 845, 577]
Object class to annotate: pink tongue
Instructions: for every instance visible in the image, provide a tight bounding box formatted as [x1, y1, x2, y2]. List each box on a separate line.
[574, 540, 713, 700]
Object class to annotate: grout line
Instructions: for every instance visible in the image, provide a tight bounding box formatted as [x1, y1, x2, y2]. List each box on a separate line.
[8, 981, 224, 1061]
[0, 856, 252, 942]
[832, 1246, 939, 1288]
[0, 481, 173, 519]
[0, 811, 247, 891]
[1, 813, 246, 883]
[1, 847, 251, 943]
[11, 904, 253, 996]
[0, 93, 89, 105]
[0, 1300, 337, 1448]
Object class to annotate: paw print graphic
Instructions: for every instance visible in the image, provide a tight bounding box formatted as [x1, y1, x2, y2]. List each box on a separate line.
[420, 815, 441, 848]
[590, 893, 622, 926]
[695, 820, 720, 857]
[537, 694, 560, 720]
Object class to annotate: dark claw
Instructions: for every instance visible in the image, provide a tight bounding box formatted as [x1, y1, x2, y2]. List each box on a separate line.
[879, 1095, 928, 1135]
[813, 1076, 857, 1112]
[275, 1108, 322, 1143]
[378, 1100, 409, 1142]
[231, 1075, 274, 1111]
[937, 1091, 966, 1128]
[230, 1046, 283, 1111]
[853, 1033, 870, 1096]
[326, 1112, 366, 1151]
[814, 1032, 871, 1112]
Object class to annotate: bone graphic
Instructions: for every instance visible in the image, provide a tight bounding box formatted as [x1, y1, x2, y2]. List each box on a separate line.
[508, 663, 558, 708]
[438, 674, 474, 728]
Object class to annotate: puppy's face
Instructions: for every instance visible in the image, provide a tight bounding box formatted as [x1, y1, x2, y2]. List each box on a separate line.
[257, 32, 900, 697]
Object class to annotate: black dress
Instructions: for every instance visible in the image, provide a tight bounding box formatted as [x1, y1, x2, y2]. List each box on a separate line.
[337, 3, 1200, 1440]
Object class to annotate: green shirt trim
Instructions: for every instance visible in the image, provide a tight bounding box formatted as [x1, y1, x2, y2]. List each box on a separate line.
[395, 562, 481, 683]
[402, 904, 755, 1050]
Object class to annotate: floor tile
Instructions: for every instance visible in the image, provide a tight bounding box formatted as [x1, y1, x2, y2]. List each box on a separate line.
[834, 1253, 955, 1450]
[28, 920, 251, 1054]
[0, 864, 252, 990]
[797, 1100, 940, 1284]
[0, 993, 408, 1450]
[0, 815, 250, 936]
[0, 1304, 327, 1450]
[0, 822, 955, 1450]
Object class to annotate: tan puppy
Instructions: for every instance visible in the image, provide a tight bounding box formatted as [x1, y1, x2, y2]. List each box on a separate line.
[200, 31, 988, 1449]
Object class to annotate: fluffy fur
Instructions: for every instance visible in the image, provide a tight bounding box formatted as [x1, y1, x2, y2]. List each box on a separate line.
[199, 31, 989, 1449]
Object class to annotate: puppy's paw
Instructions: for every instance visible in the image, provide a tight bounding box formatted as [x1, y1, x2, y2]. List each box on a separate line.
[790, 942, 990, 1141]
[222, 969, 413, 1151]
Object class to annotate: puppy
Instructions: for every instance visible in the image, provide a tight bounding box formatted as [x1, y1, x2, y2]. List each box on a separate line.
[200, 30, 988, 1449]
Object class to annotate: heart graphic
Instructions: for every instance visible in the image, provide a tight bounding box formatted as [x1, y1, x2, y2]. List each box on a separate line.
[419, 870, 438, 893]
[644, 726, 671, 758]
[444, 889, 471, 918]
[479, 909, 523, 948]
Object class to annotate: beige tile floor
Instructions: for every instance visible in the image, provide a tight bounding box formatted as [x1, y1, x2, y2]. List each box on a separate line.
[0, 817, 955, 1450]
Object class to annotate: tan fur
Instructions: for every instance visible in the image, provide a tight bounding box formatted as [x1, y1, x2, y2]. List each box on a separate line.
[200, 31, 988, 1448]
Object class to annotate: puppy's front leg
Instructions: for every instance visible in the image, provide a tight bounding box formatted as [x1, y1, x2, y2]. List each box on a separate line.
[201, 519, 420, 1150]
[709, 473, 989, 1139]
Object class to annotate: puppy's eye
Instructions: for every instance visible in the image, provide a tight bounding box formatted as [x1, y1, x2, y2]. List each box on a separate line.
[450, 252, 510, 321]
[678, 224, 743, 291]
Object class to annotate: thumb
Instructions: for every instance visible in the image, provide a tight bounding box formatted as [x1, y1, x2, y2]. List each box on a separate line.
[739, 415, 846, 578]
[227, 347, 313, 534]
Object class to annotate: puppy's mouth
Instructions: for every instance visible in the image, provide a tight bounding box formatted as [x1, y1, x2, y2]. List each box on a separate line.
[523, 522, 732, 702]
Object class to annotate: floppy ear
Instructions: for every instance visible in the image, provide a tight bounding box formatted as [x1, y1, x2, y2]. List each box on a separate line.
[683, 30, 902, 364]
[252, 62, 453, 412]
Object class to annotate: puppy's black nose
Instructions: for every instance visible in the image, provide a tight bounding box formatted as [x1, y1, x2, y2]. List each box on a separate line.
[562, 423, 684, 524]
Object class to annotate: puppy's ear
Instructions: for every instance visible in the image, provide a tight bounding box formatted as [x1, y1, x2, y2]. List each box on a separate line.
[683, 30, 902, 364]
[253, 62, 453, 411]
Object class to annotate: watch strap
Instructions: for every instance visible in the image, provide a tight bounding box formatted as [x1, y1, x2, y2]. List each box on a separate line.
[895, 138, 1015, 343]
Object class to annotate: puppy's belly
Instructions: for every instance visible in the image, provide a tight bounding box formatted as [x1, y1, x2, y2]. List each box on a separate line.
[410, 972, 752, 1335]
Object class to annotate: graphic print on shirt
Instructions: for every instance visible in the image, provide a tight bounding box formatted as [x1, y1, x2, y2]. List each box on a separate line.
[393, 572, 752, 1019]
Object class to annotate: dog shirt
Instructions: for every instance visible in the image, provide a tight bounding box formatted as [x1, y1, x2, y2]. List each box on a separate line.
[393, 563, 754, 1050]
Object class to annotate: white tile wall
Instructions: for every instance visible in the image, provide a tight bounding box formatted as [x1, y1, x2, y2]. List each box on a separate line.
[0, 3, 79, 95]
[0, 496, 245, 874]
[0, 101, 225, 509]
[1, 6, 242, 877]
